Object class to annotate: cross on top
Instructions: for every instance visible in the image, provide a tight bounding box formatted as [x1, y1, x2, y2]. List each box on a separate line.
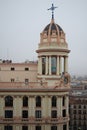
[48, 3, 58, 19]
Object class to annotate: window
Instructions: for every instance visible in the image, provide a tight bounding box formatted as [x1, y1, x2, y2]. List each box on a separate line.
[63, 124, 67, 130]
[36, 96, 41, 107]
[25, 79, 29, 84]
[51, 126, 57, 130]
[52, 96, 57, 107]
[5, 96, 13, 107]
[51, 57, 57, 75]
[42, 57, 46, 75]
[4, 126, 13, 130]
[5, 110, 13, 118]
[36, 126, 41, 130]
[79, 105, 81, 109]
[73, 110, 76, 114]
[51, 110, 57, 118]
[62, 97, 65, 106]
[35, 110, 41, 118]
[25, 67, 29, 71]
[23, 96, 28, 107]
[63, 110, 66, 117]
[22, 110, 28, 118]
[11, 67, 15, 71]
[11, 78, 15, 82]
[78, 110, 81, 114]
[22, 126, 28, 130]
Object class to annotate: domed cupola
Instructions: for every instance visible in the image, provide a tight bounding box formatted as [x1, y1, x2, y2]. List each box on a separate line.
[36, 3, 70, 80]
[43, 20, 63, 36]
[40, 18, 66, 45]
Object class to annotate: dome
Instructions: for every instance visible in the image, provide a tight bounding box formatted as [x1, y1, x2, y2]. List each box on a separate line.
[43, 21, 64, 35]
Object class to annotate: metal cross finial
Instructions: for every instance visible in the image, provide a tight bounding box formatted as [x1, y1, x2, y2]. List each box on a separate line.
[48, 3, 58, 19]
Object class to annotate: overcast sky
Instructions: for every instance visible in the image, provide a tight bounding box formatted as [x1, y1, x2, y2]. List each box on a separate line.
[0, 0, 87, 76]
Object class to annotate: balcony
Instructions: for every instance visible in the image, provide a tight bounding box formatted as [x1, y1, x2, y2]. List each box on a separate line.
[0, 116, 69, 124]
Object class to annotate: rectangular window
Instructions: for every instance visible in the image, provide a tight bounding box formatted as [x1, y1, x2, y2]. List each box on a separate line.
[11, 67, 15, 71]
[35, 110, 41, 118]
[25, 79, 29, 84]
[25, 68, 29, 71]
[62, 97, 65, 106]
[4, 126, 13, 130]
[36, 126, 41, 130]
[63, 110, 66, 117]
[22, 110, 28, 118]
[5, 110, 13, 118]
[11, 79, 15, 82]
[51, 110, 57, 118]
[51, 126, 57, 130]
[63, 124, 67, 130]
[22, 126, 28, 130]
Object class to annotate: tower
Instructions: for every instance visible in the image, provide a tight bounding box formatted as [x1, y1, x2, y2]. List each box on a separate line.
[36, 4, 70, 87]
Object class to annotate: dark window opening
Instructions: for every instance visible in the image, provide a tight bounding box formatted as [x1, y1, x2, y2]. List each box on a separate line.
[4, 126, 13, 130]
[11, 67, 15, 71]
[23, 96, 28, 107]
[5, 96, 13, 107]
[36, 96, 41, 107]
[63, 110, 66, 117]
[63, 124, 67, 130]
[42, 57, 46, 75]
[22, 110, 28, 118]
[51, 126, 57, 130]
[35, 110, 41, 118]
[51, 110, 57, 118]
[25, 79, 29, 84]
[62, 97, 65, 106]
[52, 96, 57, 107]
[25, 68, 29, 71]
[22, 126, 28, 130]
[5, 110, 13, 118]
[36, 126, 41, 130]
[11, 78, 15, 82]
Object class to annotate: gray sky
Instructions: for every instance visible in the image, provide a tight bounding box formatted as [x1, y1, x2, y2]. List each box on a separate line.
[0, 0, 87, 76]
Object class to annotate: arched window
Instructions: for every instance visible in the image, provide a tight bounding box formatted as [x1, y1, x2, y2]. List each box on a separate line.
[23, 96, 28, 107]
[5, 96, 13, 107]
[52, 96, 57, 107]
[36, 96, 41, 107]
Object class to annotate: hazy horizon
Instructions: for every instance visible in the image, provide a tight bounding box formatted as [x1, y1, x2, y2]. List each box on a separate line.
[0, 0, 87, 76]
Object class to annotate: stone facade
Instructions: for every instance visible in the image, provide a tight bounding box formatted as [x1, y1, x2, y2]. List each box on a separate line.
[0, 6, 70, 130]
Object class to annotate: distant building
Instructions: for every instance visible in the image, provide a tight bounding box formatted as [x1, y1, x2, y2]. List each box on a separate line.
[0, 4, 70, 130]
[69, 95, 87, 130]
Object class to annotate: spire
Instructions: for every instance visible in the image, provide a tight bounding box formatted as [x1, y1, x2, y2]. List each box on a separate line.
[48, 3, 58, 20]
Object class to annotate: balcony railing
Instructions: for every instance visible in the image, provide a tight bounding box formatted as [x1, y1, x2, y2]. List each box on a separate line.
[0, 116, 69, 124]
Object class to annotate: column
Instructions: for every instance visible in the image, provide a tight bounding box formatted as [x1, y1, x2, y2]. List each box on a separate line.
[42, 96, 46, 118]
[57, 56, 59, 75]
[64, 56, 68, 73]
[49, 56, 51, 75]
[46, 56, 48, 75]
[57, 96, 62, 117]
[0, 96, 4, 118]
[59, 56, 62, 74]
[66, 96, 69, 116]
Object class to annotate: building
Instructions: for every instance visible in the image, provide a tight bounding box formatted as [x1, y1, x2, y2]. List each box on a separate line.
[69, 80, 87, 130]
[69, 95, 87, 130]
[0, 4, 70, 130]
